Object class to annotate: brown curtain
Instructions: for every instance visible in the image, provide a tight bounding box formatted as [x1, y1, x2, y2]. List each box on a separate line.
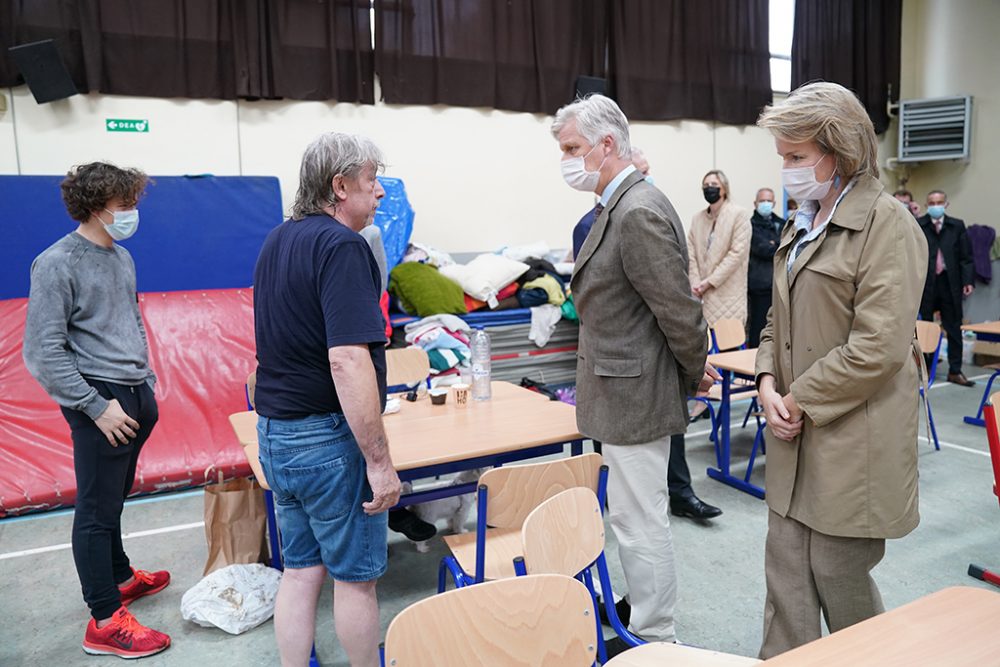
[608, 0, 772, 124]
[791, 0, 901, 134]
[260, 0, 374, 102]
[0, 0, 374, 103]
[375, 0, 607, 114]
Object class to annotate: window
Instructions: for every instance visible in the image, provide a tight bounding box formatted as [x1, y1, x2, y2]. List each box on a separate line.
[770, 0, 794, 93]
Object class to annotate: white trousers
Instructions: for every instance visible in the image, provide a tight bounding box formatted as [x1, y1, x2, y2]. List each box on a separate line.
[602, 436, 677, 642]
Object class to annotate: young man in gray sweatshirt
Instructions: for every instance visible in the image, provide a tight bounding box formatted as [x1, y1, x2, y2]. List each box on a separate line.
[23, 162, 171, 659]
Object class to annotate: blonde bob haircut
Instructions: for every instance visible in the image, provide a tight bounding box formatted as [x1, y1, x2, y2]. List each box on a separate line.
[757, 81, 879, 180]
[702, 169, 731, 200]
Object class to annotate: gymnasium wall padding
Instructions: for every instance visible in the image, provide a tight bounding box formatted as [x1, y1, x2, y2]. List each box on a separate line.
[0, 174, 283, 299]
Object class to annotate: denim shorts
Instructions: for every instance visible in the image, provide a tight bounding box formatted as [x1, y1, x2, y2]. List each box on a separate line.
[257, 412, 387, 581]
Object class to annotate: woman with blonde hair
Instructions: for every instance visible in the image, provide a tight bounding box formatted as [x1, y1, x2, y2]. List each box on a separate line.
[686, 169, 750, 422]
[687, 170, 751, 327]
[754, 81, 927, 658]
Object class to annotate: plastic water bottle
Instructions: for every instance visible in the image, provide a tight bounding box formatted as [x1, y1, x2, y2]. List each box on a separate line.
[470, 327, 492, 401]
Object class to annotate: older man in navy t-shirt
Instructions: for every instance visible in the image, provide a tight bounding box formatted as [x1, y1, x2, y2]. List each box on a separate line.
[253, 133, 399, 667]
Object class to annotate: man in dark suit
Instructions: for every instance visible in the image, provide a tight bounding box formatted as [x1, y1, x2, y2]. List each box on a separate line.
[553, 94, 715, 651]
[747, 187, 786, 348]
[919, 189, 975, 385]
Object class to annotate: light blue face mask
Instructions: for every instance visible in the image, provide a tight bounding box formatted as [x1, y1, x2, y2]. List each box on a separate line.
[644, 175, 656, 186]
[927, 204, 946, 219]
[103, 208, 139, 241]
[756, 201, 774, 217]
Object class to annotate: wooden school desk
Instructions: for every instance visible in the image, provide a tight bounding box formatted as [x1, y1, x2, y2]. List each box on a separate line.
[705, 348, 764, 499]
[229, 380, 584, 508]
[761, 586, 1000, 666]
[961, 321, 1000, 427]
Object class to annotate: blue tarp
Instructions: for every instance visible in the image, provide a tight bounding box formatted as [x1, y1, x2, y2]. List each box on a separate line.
[374, 176, 414, 272]
[0, 175, 283, 299]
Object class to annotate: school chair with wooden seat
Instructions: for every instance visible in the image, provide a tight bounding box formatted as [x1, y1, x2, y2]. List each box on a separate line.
[916, 320, 943, 450]
[437, 453, 606, 591]
[514, 487, 644, 663]
[385, 346, 432, 393]
[968, 393, 1000, 589]
[696, 318, 761, 443]
[381, 574, 599, 667]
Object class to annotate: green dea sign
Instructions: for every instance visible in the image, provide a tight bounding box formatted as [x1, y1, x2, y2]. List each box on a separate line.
[106, 118, 149, 133]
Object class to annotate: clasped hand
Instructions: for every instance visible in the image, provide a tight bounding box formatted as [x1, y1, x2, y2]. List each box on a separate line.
[759, 374, 803, 441]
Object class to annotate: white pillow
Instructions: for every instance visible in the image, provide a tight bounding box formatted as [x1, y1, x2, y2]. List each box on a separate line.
[440, 254, 529, 302]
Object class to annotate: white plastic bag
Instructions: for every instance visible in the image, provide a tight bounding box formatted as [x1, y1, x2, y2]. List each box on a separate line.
[181, 563, 282, 635]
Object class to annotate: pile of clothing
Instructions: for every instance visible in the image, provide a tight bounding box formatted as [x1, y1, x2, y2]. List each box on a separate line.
[403, 314, 470, 373]
[387, 242, 577, 347]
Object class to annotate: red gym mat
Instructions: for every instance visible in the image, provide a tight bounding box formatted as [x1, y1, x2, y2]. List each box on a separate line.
[0, 288, 258, 517]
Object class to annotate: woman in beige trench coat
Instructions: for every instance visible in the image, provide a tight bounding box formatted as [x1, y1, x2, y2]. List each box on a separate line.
[754, 82, 928, 659]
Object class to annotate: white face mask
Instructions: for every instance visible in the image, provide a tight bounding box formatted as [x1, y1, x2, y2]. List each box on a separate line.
[561, 144, 607, 192]
[103, 208, 140, 241]
[781, 154, 834, 201]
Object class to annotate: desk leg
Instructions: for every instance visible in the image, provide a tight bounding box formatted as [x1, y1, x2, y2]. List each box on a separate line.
[706, 369, 765, 499]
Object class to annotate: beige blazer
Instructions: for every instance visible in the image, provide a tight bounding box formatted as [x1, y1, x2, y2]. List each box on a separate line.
[572, 170, 708, 445]
[755, 175, 928, 539]
[687, 200, 751, 325]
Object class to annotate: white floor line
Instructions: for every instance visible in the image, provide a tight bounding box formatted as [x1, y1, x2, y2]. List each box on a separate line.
[919, 436, 990, 457]
[0, 520, 204, 561]
[927, 372, 992, 391]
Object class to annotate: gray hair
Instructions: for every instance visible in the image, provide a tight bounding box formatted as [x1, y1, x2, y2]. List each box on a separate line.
[551, 94, 632, 158]
[291, 132, 386, 220]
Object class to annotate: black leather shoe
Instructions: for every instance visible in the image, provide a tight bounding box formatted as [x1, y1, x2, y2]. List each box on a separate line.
[670, 495, 722, 520]
[597, 596, 632, 627]
[604, 636, 633, 660]
[388, 508, 437, 541]
[948, 372, 976, 387]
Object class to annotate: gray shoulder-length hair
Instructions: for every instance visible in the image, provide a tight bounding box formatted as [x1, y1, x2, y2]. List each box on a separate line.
[550, 94, 632, 158]
[291, 132, 386, 220]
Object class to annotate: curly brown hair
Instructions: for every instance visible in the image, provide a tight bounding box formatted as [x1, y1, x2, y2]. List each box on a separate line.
[60, 162, 148, 222]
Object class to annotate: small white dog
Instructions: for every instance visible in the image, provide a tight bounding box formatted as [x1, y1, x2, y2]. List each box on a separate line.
[401, 468, 485, 553]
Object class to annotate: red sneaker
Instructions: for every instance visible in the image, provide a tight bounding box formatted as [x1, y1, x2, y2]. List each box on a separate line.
[119, 568, 170, 606]
[82, 606, 170, 659]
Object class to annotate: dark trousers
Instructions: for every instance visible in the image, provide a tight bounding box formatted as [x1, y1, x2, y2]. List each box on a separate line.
[62, 378, 158, 620]
[747, 289, 773, 349]
[593, 433, 692, 499]
[920, 272, 964, 374]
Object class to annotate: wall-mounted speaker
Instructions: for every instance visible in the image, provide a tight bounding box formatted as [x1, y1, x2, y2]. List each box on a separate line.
[8, 39, 78, 104]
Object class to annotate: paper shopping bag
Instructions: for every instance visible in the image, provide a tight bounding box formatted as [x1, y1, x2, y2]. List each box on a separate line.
[203, 476, 269, 575]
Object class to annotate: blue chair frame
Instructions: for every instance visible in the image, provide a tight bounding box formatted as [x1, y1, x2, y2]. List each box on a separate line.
[916, 322, 944, 450]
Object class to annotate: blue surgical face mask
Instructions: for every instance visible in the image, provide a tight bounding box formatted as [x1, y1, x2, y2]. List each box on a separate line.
[927, 204, 946, 219]
[756, 201, 774, 217]
[103, 208, 139, 241]
[644, 175, 655, 186]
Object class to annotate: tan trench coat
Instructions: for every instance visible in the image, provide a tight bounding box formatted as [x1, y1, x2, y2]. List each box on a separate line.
[755, 175, 928, 539]
[687, 200, 752, 325]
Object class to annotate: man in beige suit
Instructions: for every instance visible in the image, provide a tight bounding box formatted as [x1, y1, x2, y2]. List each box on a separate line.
[552, 95, 714, 653]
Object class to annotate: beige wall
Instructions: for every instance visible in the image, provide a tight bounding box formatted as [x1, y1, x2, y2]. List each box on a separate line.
[883, 0, 999, 229]
[0, 85, 784, 253]
[0, 89, 17, 173]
